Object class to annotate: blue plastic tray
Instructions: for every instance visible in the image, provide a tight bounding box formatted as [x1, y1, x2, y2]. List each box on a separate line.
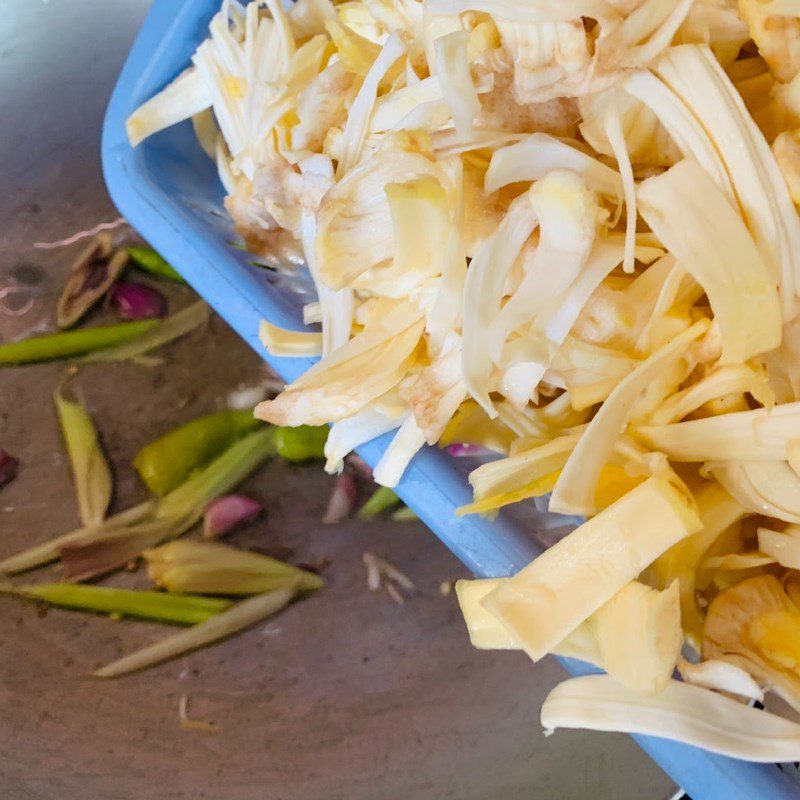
[102, 3, 800, 797]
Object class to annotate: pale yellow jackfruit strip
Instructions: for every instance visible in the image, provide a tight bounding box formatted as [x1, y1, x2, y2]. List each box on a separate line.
[457, 471, 560, 516]
[633, 402, 800, 461]
[758, 527, 800, 570]
[541, 674, 800, 762]
[550, 320, 707, 517]
[468, 434, 578, 502]
[481, 475, 701, 662]
[255, 312, 424, 426]
[456, 577, 602, 664]
[638, 160, 782, 364]
[648, 364, 773, 425]
[258, 320, 323, 357]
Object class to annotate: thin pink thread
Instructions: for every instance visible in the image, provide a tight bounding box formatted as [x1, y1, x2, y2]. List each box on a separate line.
[33, 217, 128, 249]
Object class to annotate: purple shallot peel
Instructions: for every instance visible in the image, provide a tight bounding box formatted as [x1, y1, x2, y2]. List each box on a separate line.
[0, 451, 19, 489]
[322, 471, 358, 524]
[203, 494, 264, 538]
[109, 280, 168, 321]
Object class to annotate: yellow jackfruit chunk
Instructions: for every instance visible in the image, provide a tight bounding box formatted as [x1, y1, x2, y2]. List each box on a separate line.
[480, 475, 701, 662]
[457, 578, 682, 694]
[703, 574, 800, 712]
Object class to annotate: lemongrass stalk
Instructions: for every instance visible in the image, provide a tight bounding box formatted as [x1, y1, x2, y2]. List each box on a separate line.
[59, 514, 197, 582]
[134, 410, 261, 495]
[0, 428, 276, 577]
[274, 425, 329, 462]
[127, 245, 185, 282]
[94, 587, 295, 677]
[358, 486, 401, 519]
[80, 301, 209, 363]
[0, 320, 158, 365]
[5, 583, 231, 625]
[55, 384, 112, 527]
[0, 500, 156, 575]
[155, 426, 276, 520]
[144, 540, 324, 595]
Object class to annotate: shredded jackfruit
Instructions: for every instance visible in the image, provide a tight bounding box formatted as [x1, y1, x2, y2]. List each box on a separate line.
[129, 0, 800, 761]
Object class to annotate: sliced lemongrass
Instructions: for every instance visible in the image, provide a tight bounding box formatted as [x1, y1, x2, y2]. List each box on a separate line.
[79, 301, 209, 363]
[358, 486, 401, 519]
[4, 583, 231, 625]
[0, 500, 156, 574]
[0, 319, 159, 365]
[54, 383, 112, 528]
[93, 587, 296, 678]
[126, 246, 185, 282]
[144, 539, 323, 595]
[134, 409, 261, 496]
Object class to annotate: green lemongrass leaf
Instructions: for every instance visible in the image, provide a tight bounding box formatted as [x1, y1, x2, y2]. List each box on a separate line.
[391, 506, 419, 522]
[0, 428, 276, 578]
[134, 410, 261, 495]
[94, 587, 296, 678]
[4, 583, 231, 625]
[60, 427, 278, 579]
[80, 301, 209, 363]
[0, 320, 159, 365]
[155, 426, 276, 521]
[0, 500, 156, 575]
[55, 384, 112, 528]
[358, 486, 401, 519]
[274, 425, 329, 462]
[127, 245, 185, 282]
[145, 540, 324, 595]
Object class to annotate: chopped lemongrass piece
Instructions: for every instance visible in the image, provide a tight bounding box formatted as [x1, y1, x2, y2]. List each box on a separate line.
[3, 583, 231, 625]
[126, 246, 185, 282]
[0, 427, 276, 577]
[93, 587, 296, 678]
[0, 500, 156, 575]
[274, 424, 328, 461]
[54, 383, 112, 528]
[358, 486, 401, 519]
[80, 301, 209, 363]
[391, 506, 419, 522]
[133, 409, 261, 495]
[144, 539, 323, 595]
[0, 319, 159, 365]
[155, 426, 276, 521]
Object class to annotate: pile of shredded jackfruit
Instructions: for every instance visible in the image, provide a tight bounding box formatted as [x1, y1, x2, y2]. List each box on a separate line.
[130, 0, 800, 761]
